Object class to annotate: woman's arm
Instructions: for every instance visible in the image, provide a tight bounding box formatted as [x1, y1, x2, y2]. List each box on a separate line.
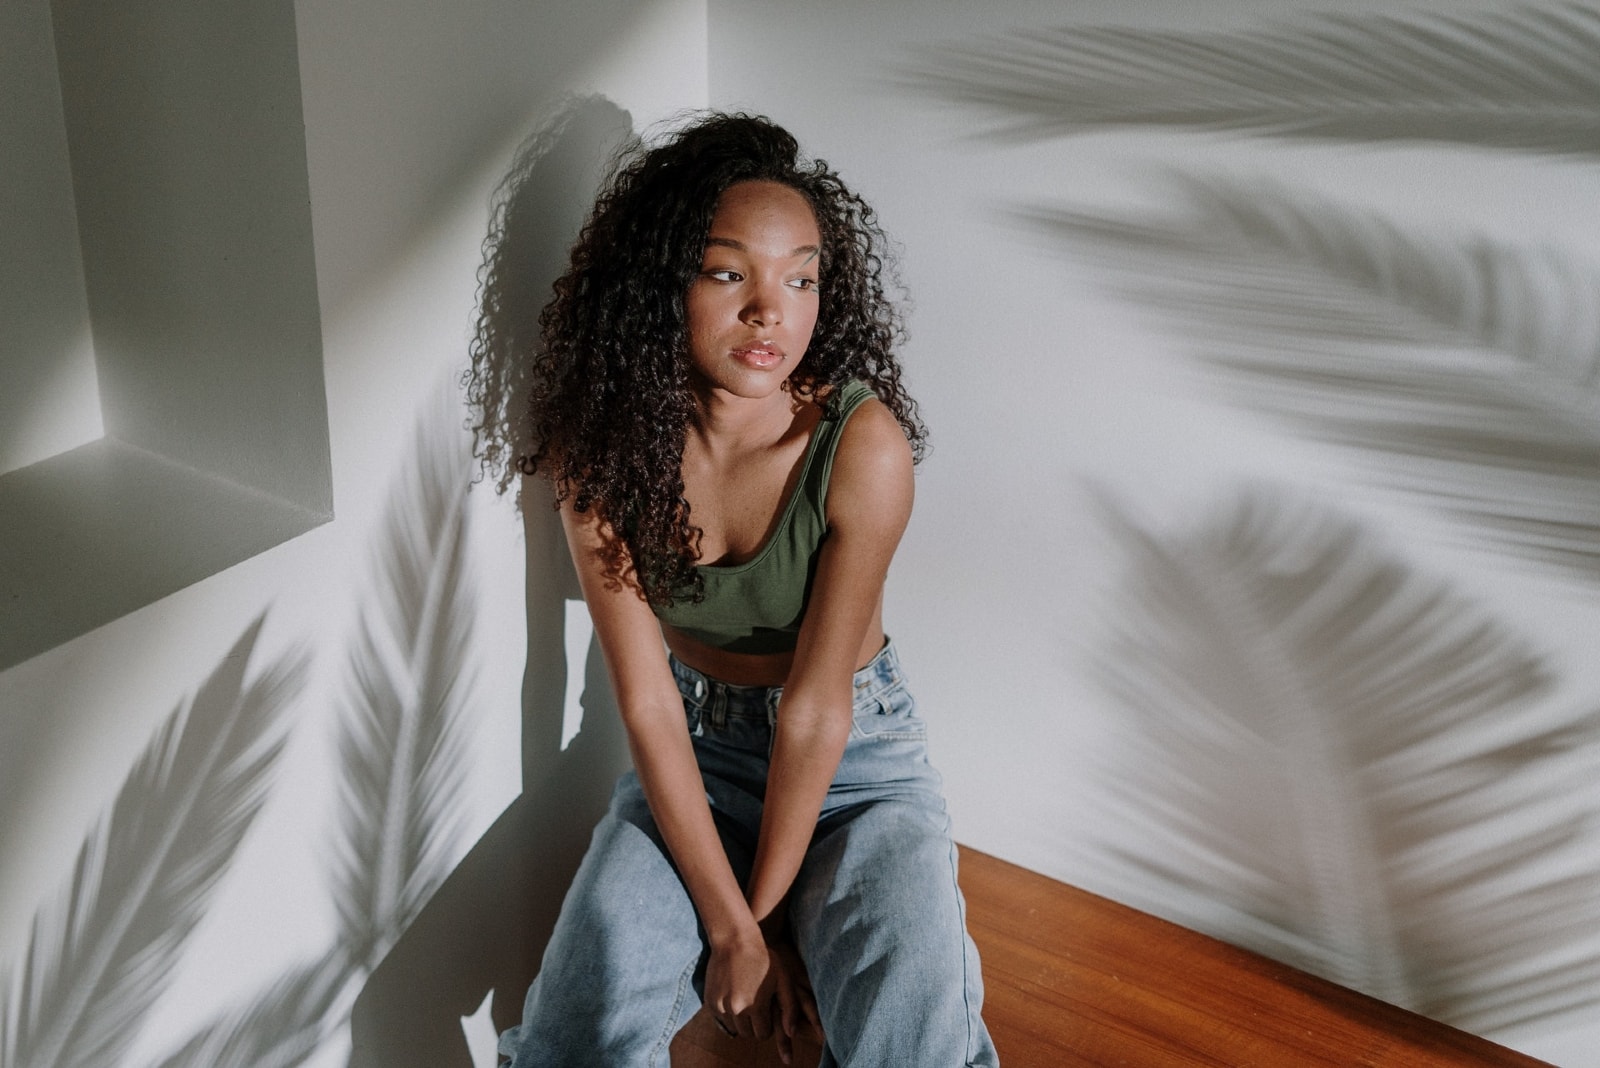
[557, 500, 769, 987]
[744, 398, 916, 931]
[556, 395, 912, 1045]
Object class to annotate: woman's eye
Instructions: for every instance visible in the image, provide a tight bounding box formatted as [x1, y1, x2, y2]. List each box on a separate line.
[787, 277, 818, 291]
[704, 269, 741, 282]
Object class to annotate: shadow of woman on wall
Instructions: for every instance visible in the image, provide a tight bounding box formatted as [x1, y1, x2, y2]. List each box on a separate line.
[348, 95, 635, 1068]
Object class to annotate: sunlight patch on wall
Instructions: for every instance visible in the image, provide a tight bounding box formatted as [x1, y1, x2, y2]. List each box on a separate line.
[0, 0, 101, 476]
[460, 991, 499, 1068]
[561, 598, 595, 750]
[1, 326, 103, 476]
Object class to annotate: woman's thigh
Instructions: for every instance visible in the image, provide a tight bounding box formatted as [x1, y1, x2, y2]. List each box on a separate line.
[789, 797, 993, 1068]
[498, 773, 707, 1067]
[788, 678, 997, 1067]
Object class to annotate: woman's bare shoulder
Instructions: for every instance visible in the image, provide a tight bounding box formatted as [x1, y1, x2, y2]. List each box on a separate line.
[827, 395, 914, 527]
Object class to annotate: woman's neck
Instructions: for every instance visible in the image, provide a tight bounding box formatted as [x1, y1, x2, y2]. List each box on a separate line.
[688, 384, 808, 459]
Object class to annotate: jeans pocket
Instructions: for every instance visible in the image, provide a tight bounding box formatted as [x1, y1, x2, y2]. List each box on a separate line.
[849, 687, 927, 742]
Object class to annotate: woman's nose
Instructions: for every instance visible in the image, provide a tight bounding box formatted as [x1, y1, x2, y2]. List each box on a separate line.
[741, 282, 782, 326]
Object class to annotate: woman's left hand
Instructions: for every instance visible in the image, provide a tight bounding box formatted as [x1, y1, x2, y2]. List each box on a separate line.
[767, 941, 822, 1065]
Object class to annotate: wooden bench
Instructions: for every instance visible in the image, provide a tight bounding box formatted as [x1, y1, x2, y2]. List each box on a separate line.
[672, 847, 1552, 1067]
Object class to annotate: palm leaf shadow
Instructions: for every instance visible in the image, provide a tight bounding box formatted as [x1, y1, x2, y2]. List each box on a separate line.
[904, 2, 1600, 156]
[143, 949, 351, 1068]
[1024, 173, 1600, 584]
[138, 393, 482, 1068]
[0, 618, 306, 1068]
[1089, 487, 1600, 1032]
[331, 390, 477, 971]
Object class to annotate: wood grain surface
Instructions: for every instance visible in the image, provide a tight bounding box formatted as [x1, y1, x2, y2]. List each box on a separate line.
[670, 846, 1553, 1067]
[959, 847, 1553, 1068]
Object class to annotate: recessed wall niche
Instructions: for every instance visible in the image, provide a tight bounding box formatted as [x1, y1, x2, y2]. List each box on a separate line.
[0, 0, 332, 670]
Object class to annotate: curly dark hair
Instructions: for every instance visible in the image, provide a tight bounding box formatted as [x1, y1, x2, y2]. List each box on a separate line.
[469, 108, 925, 606]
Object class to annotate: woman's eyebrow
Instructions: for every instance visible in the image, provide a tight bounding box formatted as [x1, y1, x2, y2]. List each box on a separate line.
[704, 236, 821, 262]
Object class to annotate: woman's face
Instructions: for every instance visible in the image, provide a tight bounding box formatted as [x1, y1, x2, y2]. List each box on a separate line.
[684, 180, 822, 401]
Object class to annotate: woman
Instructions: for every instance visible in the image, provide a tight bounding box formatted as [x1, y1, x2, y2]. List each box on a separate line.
[472, 111, 997, 1068]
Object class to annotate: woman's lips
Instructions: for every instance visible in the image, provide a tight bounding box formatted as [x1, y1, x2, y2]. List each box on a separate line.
[731, 343, 783, 369]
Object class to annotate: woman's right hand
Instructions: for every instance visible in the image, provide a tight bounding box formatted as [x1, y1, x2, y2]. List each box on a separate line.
[705, 934, 821, 1065]
[705, 926, 778, 1041]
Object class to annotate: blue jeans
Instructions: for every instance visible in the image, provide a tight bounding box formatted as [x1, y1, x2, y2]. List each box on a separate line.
[498, 640, 998, 1067]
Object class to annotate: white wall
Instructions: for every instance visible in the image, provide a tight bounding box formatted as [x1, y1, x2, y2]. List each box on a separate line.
[0, 3, 705, 1066]
[9, 1, 1599, 1065]
[711, 1, 1600, 1065]
[0, 0, 101, 475]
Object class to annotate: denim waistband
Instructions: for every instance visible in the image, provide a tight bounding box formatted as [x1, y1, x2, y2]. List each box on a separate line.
[669, 639, 904, 724]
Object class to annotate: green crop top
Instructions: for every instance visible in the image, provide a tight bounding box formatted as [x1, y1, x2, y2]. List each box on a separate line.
[652, 379, 875, 654]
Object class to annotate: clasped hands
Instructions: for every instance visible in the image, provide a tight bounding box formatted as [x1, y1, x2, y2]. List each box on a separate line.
[704, 927, 822, 1064]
